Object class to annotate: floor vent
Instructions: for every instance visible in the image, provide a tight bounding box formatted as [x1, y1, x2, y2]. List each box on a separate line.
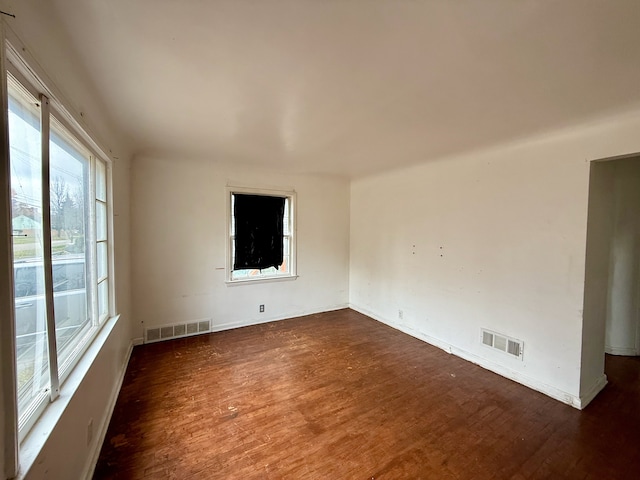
[144, 319, 211, 344]
[481, 329, 523, 359]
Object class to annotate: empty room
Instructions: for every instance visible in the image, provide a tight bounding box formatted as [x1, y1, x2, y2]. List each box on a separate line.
[1, 1, 640, 479]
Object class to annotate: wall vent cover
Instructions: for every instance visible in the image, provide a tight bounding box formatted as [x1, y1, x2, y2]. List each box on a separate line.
[481, 328, 523, 359]
[144, 319, 211, 344]
[146, 328, 160, 342]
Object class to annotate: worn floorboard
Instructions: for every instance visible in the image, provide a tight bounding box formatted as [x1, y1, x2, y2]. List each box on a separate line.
[94, 309, 640, 479]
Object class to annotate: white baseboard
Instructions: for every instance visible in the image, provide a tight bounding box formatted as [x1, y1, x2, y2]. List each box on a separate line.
[210, 304, 349, 333]
[145, 304, 350, 340]
[82, 341, 134, 480]
[578, 374, 608, 409]
[605, 345, 639, 356]
[350, 303, 585, 410]
[132, 337, 144, 346]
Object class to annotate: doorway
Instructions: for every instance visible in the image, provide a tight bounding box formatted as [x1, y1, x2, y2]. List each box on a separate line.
[582, 154, 640, 400]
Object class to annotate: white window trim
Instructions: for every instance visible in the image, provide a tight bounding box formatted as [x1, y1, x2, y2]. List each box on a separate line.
[225, 185, 297, 285]
[0, 22, 20, 478]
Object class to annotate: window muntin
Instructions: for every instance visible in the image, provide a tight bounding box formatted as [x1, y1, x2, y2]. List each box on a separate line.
[228, 189, 296, 283]
[7, 70, 114, 439]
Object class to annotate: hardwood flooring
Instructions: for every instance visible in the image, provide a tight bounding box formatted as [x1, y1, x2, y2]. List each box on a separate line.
[94, 309, 640, 479]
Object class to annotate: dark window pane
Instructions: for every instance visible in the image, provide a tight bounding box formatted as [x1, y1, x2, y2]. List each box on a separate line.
[233, 194, 285, 271]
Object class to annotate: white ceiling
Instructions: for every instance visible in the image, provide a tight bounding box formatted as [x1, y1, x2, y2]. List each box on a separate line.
[50, 0, 640, 178]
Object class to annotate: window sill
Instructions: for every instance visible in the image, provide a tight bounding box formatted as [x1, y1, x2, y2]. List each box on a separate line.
[16, 314, 121, 480]
[225, 275, 298, 286]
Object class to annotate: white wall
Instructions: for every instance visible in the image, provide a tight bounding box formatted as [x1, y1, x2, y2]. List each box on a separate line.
[605, 158, 640, 355]
[350, 110, 640, 408]
[131, 156, 350, 339]
[0, 1, 133, 478]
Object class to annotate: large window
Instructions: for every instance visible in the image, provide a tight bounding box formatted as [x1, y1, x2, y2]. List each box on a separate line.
[8, 65, 113, 440]
[227, 187, 296, 283]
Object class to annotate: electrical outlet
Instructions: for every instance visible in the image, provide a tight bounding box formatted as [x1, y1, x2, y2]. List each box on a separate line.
[259, 304, 265, 313]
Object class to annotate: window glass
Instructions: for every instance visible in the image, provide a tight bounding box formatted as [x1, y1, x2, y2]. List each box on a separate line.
[14, 265, 43, 296]
[50, 117, 91, 371]
[8, 75, 50, 425]
[96, 158, 106, 202]
[52, 262, 85, 292]
[97, 241, 107, 280]
[96, 201, 107, 242]
[97, 280, 109, 320]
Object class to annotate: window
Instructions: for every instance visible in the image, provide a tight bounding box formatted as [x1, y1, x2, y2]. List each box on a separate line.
[96, 158, 110, 320]
[227, 187, 296, 283]
[8, 73, 49, 435]
[7, 63, 114, 441]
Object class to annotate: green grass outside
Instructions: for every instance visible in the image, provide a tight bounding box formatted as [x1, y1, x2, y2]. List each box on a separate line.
[14, 243, 68, 259]
[14, 234, 68, 244]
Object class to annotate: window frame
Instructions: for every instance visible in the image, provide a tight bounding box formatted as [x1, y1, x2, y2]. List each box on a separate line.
[3, 39, 117, 448]
[226, 185, 297, 285]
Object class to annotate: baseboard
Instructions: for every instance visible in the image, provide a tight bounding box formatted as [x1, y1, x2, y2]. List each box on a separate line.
[605, 346, 639, 356]
[578, 374, 608, 409]
[147, 304, 350, 339]
[349, 303, 584, 410]
[82, 341, 134, 480]
[132, 337, 144, 346]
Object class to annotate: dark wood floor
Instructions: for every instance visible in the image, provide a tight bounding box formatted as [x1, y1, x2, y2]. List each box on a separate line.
[94, 309, 640, 479]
